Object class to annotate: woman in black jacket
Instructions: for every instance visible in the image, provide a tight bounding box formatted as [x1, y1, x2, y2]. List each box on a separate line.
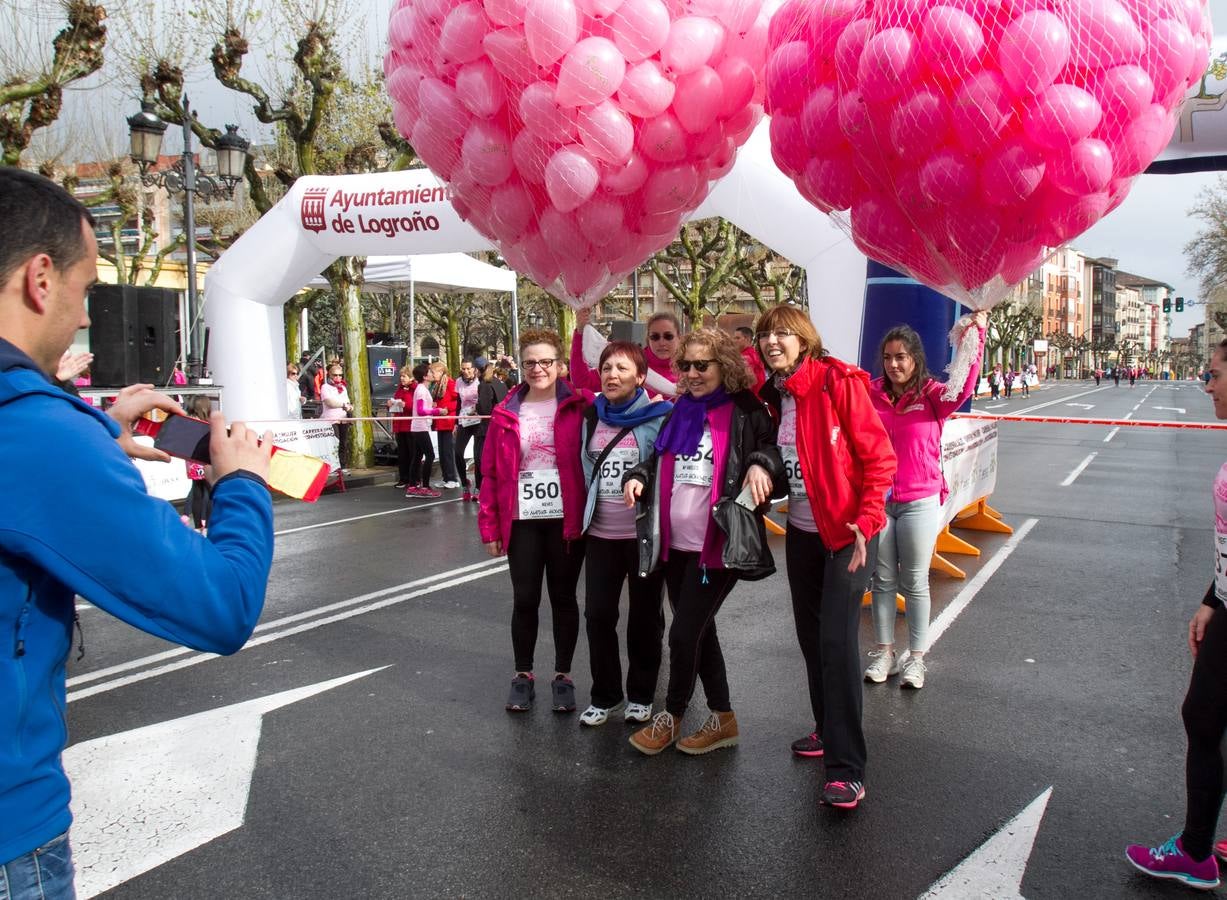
[622, 328, 782, 756]
[472, 356, 508, 502]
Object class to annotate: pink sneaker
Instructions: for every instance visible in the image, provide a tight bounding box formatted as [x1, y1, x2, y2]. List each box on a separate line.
[404, 486, 423, 498]
[419, 487, 442, 498]
[1125, 836, 1220, 889]
[1215, 838, 1227, 863]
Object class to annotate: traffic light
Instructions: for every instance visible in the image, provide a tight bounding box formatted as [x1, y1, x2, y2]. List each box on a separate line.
[1177, 296, 1185, 312]
[1163, 296, 1171, 313]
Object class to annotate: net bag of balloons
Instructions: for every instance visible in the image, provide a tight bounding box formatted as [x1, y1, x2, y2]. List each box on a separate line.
[385, 0, 780, 309]
[764, 0, 1212, 310]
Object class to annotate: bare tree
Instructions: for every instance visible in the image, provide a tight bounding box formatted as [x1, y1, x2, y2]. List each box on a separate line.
[1185, 176, 1227, 300]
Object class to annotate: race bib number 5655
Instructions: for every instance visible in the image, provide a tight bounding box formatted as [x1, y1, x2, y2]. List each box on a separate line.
[518, 468, 563, 519]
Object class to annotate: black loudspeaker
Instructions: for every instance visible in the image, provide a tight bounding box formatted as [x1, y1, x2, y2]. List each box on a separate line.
[610, 320, 646, 345]
[88, 285, 180, 386]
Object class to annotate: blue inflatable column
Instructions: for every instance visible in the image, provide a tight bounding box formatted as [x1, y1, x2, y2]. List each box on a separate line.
[858, 261, 964, 404]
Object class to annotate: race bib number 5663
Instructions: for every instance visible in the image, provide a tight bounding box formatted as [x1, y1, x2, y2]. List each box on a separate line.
[518, 468, 563, 520]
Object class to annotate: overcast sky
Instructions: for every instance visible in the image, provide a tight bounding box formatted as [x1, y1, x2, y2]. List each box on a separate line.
[19, 0, 1227, 337]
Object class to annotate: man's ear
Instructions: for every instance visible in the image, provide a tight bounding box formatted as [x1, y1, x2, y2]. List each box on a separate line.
[23, 253, 54, 313]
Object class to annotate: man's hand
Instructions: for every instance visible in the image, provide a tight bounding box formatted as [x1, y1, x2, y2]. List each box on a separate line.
[741, 463, 773, 507]
[846, 522, 868, 573]
[1190, 605, 1215, 658]
[56, 349, 94, 382]
[106, 384, 187, 462]
[209, 412, 274, 482]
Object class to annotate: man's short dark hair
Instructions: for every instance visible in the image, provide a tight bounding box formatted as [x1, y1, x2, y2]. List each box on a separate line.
[0, 167, 95, 287]
[735, 325, 754, 339]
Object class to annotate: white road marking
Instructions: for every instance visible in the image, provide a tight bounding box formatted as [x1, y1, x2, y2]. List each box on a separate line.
[67, 559, 507, 700]
[1153, 406, 1186, 414]
[919, 787, 1053, 899]
[1123, 412, 1133, 419]
[1060, 453, 1097, 486]
[1103, 427, 1120, 443]
[1007, 386, 1110, 416]
[274, 496, 461, 536]
[1065, 402, 1094, 409]
[67, 668, 386, 899]
[985, 403, 1007, 410]
[927, 519, 1038, 648]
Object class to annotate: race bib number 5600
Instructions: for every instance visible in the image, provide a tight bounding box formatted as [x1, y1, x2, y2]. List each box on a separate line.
[518, 468, 563, 520]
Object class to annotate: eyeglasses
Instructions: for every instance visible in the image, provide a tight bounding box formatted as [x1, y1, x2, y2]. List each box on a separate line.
[678, 359, 717, 373]
[756, 329, 797, 342]
[521, 359, 556, 370]
[329, 372, 343, 378]
[649, 332, 676, 341]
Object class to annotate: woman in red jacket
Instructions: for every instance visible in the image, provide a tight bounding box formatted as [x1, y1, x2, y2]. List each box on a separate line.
[756, 304, 897, 811]
[479, 329, 592, 714]
[429, 362, 461, 488]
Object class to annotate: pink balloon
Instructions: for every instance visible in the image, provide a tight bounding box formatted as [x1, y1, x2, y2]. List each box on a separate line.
[557, 37, 627, 106]
[519, 82, 580, 140]
[577, 100, 635, 163]
[1144, 18, 1197, 105]
[461, 120, 515, 186]
[590, 228, 634, 262]
[661, 17, 725, 75]
[578, 0, 624, 17]
[511, 130, 550, 183]
[418, 78, 471, 140]
[454, 60, 505, 116]
[544, 145, 601, 212]
[768, 0, 808, 49]
[1068, 0, 1145, 71]
[857, 27, 918, 102]
[1023, 84, 1103, 149]
[1095, 65, 1155, 125]
[416, 0, 453, 23]
[640, 209, 684, 237]
[391, 99, 418, 142]
[769, 112, 806, 175]
[577, 196, 626, 245]
[523, 233, 563, 283]
[643, 165, 701, 214]
[490, 182, 536, 239]
[888, 88, 949, 158]
[919, 6, 983, 81]
[806, 0, 866, 62]
[618, 60, 676, 117]
[525, 0, 579, 67]
[1110, 103, 1176, 177]
[850, 194, 916, 261]
[803, 151, 855, 211]
[997, 11, 1070, 97]
[799, 83, 841, 151]
[387, 65, 424, 110]
[979, 139, 1045, 206]
[608, 0, 671, 62]
[388, 7, 416, 51]
[439, 3, 489, 63]
[483, 28, 544, 83]
[1048, 138, 1113, 195]
[412, 119, 461, 179]
[638, 112, 689, 162]
[918, 148, 975, 205]
[601, 152, 650, 193]
[539, 208, 593, 261]
[687, 121, 726, 159]
[716, 56, 756, 119]
[949, 70, 1011, 154]
[704, 136, 737, 178]
[766, 41, 811, 113]
[673, 66, 724, 133]
[484, 0, 527, 26]
[562, 258, 608, 298]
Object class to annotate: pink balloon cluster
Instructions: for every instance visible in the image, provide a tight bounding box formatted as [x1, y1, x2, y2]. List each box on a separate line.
[765, 0, 1212, 305]
[384, 0, 772, 308]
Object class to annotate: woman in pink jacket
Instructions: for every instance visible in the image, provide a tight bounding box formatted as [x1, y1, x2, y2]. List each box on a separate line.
[479, 329, 592, 714]
[865, 311, 987, 689]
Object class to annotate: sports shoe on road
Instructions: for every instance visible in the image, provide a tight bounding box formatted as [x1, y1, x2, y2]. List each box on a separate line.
[462, 491, 473, 502]
[629, 712, 680, 755]
[506, 673, 534, 712]
[394, 481, 407, 488]
[864, 649, 899, 683]
[442, 480, 460, 489]
[552, 675, 577, 713]
[677, 710, 739, 755]
[624, 702, 652, 723]
[579, 701, 625, 726]
[900, 654, 927, 689]
[1125, 836, 1220, 889]
[404, 487, 424, 498]
[470, 491, 480, 503]
[822, 781, 866, 809]
[791, 731, 825, 758]
[418, 487, 442, 498]
[1214, 838, 1227, 863]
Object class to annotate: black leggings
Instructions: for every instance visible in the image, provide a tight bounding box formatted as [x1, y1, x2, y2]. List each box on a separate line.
[395, 432, 413, 483]
[473, 432, 488, 490]
[786, 525, 878, 782]
[584, 536, 665, 708]
[662, 551, 738, 717]
[454, 424, 480, 488]
[407, 432, 434, 487]
[508, 519, 585, 673]
[1182, 601, 1227, 860]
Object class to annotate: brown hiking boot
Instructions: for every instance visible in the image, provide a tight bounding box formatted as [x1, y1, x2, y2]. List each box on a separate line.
[628, 711, 680, 755]
[677, 710, 739, 755]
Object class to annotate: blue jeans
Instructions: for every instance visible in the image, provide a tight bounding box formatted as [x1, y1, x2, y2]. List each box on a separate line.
[871, 494, 944, 653]
[0, 833, 74, 900]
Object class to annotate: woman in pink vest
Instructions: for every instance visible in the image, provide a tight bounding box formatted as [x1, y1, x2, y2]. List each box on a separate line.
[865, 311, 987, 690]
[479, 329, 592, 714]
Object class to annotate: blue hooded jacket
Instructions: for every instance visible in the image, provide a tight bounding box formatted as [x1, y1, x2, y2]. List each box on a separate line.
[0, 338, 274, 864]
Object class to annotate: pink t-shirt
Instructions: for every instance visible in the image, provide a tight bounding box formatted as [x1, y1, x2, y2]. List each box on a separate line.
[519, 398, 558, 470]
[669, 426, 713, 552]
[779, 394, 818, 533]
[588, 421, 638, 540]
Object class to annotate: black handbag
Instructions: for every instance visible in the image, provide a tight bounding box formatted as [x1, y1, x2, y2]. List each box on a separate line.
[712, 496, 775, 582]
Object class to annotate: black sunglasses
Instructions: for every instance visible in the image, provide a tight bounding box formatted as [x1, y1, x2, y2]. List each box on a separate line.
[678, 359, 717, 373]
[649, 332, 676, 341]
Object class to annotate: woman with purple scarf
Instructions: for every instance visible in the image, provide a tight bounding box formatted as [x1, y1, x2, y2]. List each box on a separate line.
[621, 328, 782, 757]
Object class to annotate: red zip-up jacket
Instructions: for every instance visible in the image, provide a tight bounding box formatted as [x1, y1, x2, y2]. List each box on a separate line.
[478, 381, 593, 550]
[761, 355, 897, 551]
[432, 376, 458, 432]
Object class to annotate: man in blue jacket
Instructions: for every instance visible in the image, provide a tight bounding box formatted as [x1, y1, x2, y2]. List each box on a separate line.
[0, 167, 276, 898]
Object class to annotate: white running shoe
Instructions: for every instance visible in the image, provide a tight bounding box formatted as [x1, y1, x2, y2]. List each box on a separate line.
[579, 701, 625, 727]
[900, 654, 927, 689]
[442, 481, 460, 489]
[624, 702, 653, 723]
[864, 649, 899, 684]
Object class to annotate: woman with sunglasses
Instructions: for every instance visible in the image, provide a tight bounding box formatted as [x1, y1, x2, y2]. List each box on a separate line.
[865, 312, 987, 690]
[570, 309, 682, 397]
[623, 328, 781, 756]
[319, 364, 353, 471]
[479, 330, 592, 714]
[578, 341, 673, 727]
[756, 305, 896, 810]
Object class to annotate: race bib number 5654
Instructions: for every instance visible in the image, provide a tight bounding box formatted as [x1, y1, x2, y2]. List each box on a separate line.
[518, 468, 563, 520]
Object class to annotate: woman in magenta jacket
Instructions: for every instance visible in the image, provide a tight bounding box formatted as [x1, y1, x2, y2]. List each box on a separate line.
[865, 311, 987, 690]
[479, 329, 592, 714]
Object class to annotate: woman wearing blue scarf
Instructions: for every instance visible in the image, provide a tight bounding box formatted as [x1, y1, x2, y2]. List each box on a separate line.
[578, 342, 673, 727]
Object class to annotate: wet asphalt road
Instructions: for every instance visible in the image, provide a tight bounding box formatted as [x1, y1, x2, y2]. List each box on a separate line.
[67, 378, 1227, 899]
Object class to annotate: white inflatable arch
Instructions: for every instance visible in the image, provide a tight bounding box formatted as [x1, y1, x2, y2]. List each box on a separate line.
[203, 121, 866, 421]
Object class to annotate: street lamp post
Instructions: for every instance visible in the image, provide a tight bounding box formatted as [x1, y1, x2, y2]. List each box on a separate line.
[127, 97, 249, 382]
